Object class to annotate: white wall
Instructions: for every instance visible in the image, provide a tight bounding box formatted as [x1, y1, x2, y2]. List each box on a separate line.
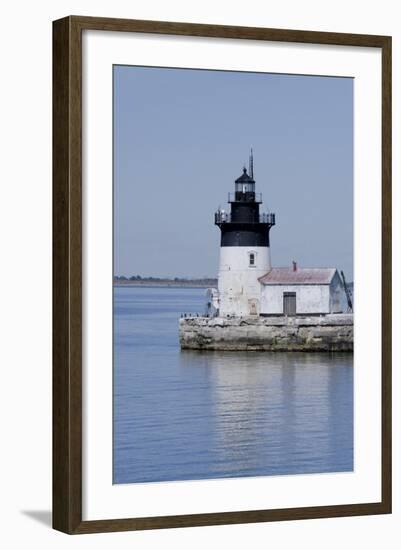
[1, 1, 400, 549]
[218, 246, 270, 315]
[261, 284, 330, 314]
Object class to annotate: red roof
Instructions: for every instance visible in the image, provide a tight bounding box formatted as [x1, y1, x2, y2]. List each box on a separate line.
[259, 268, 338, 285]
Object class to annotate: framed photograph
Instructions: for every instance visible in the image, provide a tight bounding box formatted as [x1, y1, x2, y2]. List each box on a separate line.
[53, 16, 392, 534]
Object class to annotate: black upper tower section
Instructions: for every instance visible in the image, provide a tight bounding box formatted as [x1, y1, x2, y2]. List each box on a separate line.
[215, 153, 275, 247]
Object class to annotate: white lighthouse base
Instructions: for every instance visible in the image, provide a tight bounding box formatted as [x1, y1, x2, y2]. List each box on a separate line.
[217, 246, 271, 317]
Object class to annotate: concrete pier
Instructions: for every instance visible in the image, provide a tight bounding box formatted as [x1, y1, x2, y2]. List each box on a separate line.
[179, 314, 353, 352]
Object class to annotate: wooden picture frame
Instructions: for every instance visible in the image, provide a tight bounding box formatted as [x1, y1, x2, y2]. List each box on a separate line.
[53, 15, 392, 534]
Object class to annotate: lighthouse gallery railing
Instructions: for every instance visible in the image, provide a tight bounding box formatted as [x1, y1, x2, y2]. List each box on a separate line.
[214, 211, 276, 225]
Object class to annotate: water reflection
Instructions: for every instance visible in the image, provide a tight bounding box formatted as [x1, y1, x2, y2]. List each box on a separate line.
[113, 287, 353, 484]
[179, 351, 353, 478]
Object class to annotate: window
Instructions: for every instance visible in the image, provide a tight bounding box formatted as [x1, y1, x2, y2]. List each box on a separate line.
[249, 253, 255, 266]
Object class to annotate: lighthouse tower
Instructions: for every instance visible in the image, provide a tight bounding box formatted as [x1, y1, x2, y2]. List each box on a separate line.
[214, 152, 275, 316]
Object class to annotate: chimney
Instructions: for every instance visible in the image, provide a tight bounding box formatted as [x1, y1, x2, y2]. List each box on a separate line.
[292, 261, 297, 272]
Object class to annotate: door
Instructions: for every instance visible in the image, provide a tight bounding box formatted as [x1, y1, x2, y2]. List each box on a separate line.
[248, 299, 258, 315]
[283, 292, 296, 316]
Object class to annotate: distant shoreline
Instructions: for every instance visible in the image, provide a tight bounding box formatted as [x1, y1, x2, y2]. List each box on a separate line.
[114, 278, 352, 290]
[114, 279, 217, 289]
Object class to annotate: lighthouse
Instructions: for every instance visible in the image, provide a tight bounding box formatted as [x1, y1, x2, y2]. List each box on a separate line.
[214, 151, 276, 316]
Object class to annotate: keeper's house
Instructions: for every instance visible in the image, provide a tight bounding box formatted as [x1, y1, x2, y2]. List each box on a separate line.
[259, 266, 346, 316]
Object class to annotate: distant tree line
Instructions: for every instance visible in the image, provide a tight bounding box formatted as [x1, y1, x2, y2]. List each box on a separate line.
[114, 275, 146, 281]
[114, 275, 217, 283]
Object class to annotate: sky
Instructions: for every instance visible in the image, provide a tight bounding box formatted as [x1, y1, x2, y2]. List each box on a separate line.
[114, 65, 353, 280]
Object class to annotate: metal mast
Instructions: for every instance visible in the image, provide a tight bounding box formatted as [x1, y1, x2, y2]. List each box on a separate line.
[249, 148, 254, 179]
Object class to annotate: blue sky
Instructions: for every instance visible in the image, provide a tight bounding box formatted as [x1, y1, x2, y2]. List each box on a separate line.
[114, 66, 353, 279]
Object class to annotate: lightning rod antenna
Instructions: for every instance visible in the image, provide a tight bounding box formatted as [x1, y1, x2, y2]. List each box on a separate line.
[249, 148, 254, 179]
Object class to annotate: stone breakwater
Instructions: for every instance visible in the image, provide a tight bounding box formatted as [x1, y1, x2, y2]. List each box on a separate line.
[179, 314, 353, 352]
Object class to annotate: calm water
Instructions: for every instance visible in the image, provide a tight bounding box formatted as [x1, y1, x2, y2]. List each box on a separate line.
[113, 286, 353, 484]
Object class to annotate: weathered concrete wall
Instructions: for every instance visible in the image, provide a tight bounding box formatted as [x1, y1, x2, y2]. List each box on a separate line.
[179, 314, 353, 352]
[218, 246, 270, 316]
[261, 284, 331, 315]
